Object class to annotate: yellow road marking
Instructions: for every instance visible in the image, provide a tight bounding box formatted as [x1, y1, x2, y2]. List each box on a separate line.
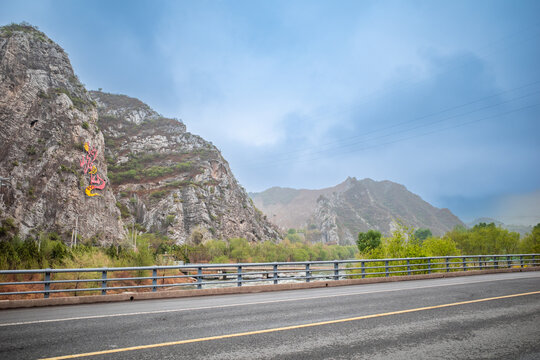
[41, 290, 540, 360]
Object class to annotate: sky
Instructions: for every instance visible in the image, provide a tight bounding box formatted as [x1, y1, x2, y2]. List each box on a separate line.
[2, 0, 540, 225]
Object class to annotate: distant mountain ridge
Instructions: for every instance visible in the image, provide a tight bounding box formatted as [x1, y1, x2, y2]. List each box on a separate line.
[250, 177, 464, 244]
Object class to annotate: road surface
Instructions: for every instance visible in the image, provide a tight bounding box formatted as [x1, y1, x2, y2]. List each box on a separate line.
[1, 271, 539, 359]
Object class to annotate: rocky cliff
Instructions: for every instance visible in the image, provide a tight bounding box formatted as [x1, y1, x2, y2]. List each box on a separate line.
[0, 23, 279, 245]
[251, 177, 464, 244]
[91, 91, 280, 243]
[0, 24, 124, 243]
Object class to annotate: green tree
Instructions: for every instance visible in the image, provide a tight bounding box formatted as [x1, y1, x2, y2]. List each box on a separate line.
[446, 222, 520, 255]
[229, 238, 251, 262]
[206, 239, 228, 260]
[285, 232, 303, 243]
[422, 237, 459, 256]
[357, 230, 382, 253]
[414, 228, 432, 242]
[291, 247, 310, 261]
[520, 223, 540, 253]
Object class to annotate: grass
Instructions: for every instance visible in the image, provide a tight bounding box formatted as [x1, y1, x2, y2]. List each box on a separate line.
[54, 88, 92, 111]
[0, 22, 53, 44]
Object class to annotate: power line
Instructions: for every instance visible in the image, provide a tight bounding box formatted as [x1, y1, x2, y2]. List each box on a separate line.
[249, 101, 540, 168]
[235, 21, 540, 167]
[247, 87, 540, 168]
[250, 80, 540, 164]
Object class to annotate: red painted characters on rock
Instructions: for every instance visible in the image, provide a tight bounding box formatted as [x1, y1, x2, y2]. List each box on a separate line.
[80, 142, 106, 196]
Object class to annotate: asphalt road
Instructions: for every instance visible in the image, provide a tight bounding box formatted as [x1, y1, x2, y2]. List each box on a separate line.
[1, 272, 539, 359]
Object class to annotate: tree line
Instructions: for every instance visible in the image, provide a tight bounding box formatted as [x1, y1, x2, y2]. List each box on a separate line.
[0, 218, 537, 270]
[356, 222, 539, 260]
[0, 228, 357, 270]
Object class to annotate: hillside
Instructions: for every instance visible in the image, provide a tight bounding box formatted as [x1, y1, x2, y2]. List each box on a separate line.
[251, 177, 464, 244]
[91, 91, 280, 243]
[0, 24, 124, 243]
[0, 23, 279, 245]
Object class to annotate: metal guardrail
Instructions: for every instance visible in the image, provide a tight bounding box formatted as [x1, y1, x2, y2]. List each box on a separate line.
[0, 254, 537, 299]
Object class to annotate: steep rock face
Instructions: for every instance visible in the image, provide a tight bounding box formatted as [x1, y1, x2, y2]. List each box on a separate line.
[91, 91, 280, 243]
[0, 24, 124, 243]
[252, 177, 464, 244]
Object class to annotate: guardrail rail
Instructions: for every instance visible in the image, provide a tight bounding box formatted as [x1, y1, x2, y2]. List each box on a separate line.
[0, 254, 537, 299]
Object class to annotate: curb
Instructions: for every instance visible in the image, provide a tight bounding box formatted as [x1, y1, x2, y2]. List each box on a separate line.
[1, 267, 538, 309]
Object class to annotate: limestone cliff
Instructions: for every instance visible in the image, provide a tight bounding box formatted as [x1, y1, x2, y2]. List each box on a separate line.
[91, 91, 281, 243]
[0, 24, 124, 243]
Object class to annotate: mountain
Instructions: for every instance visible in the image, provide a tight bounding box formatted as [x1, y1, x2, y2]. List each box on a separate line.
[250, 177, 464, 244]
[0, 23, 279, 244]
[91, 91, 280, 243]
[0, 24, 124, 242]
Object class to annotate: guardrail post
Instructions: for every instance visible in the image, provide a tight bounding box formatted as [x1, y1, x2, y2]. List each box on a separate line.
[44, 270, 51, 298]
[445, 258, 449, 272]
[520, 256, 524, 268]
[479, 257, 483, 270]
[305, 263, 311, 283]
[273, 264, 278, 284]
[407, 259, 411, 275]
[427, 258, 431, 274]
[494, 257, 498, 269]
[385, 260, 389, 277]
[533, 255, 536, 266]
[197, 267, 202, 289]
[152, 268, 157, 292]
[237, 266, 242, 287]
[333, 262, 339, 280]
[463, 257, 466, 271]
[101, 269, 107, 295]
[361, 261, 365, 279]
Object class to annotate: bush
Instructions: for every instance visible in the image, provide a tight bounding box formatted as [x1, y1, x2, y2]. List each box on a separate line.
[422, 237, 459, 256]
[116, 202, 131, 218]
[150, 189, 168, 199]
[210, 255, 231, 264]
[357, 230, 382, 252]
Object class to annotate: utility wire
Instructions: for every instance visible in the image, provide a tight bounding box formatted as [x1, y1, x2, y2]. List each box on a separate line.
[249, 79, 540, 163]
[247, 87, 540, 167]
[281, 102, 540, 166]
[238, 22, 540, 167]
[247, 101, 540, 169]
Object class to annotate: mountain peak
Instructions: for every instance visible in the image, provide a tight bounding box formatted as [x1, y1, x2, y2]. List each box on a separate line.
[251, 178, 464, 244]
[0, 23, 124, 242]
[90, 90, 162, 125]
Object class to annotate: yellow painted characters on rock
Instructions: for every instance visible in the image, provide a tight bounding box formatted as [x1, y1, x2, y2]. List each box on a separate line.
[85, 185, 100, 197]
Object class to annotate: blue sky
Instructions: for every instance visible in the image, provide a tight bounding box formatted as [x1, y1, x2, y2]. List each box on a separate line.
[2, 0, 539, 225]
